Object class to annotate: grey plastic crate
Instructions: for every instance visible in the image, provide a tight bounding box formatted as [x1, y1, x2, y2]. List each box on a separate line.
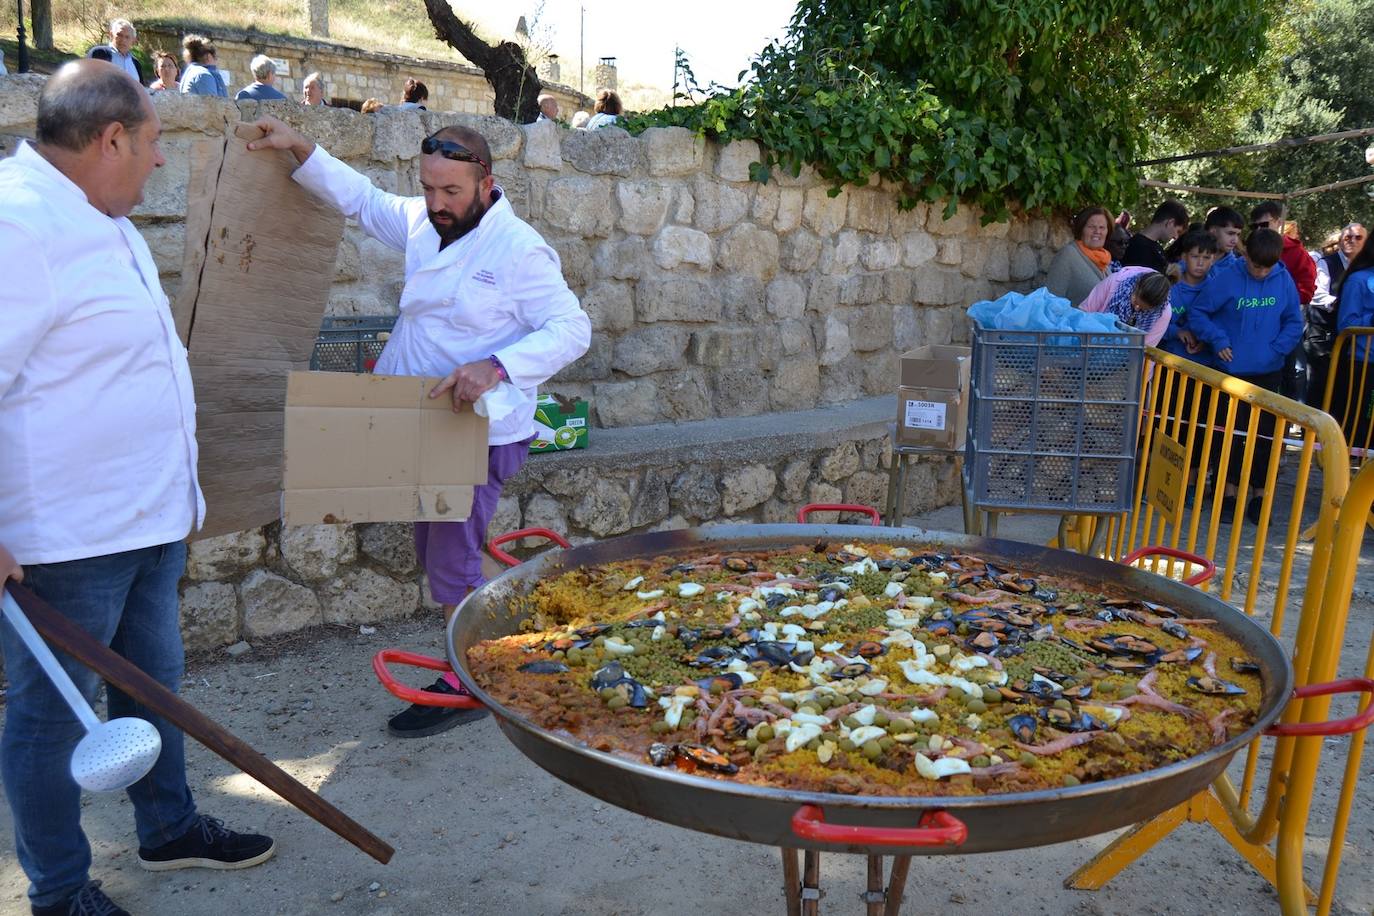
[310, 316, 396, 372]
[965, 320, 1145, 513]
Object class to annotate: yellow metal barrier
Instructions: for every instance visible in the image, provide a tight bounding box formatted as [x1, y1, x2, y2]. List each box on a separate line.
[1060, 348, 1353, 906]
[1320, 327, 1374, 470]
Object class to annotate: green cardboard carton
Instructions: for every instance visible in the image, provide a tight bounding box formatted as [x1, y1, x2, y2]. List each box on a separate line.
[530, 393, 589, 452]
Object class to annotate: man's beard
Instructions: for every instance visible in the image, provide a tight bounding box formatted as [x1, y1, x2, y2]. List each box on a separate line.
[429, 192, 488, 248]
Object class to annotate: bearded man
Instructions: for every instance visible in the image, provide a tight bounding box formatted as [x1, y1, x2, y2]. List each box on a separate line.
[248, 116, 590, 737]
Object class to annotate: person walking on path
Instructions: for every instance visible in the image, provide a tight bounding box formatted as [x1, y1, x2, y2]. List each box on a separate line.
[0, 60, 274, 916]
[246, 115, 591, 738]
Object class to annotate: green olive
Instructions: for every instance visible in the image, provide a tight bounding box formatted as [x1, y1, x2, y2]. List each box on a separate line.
[878, 737, 896, 750]
[1053, 698, 1073, 711]
[967, 700, 987, 714]
[756, 724, 775, 742]
[607, 695, 628, 710]
[874, 711, 890, 727]
[861, 740, 882, 760]
[1020, 751, 1038, 766]
[650, 720, 672, 734]
[746, 738, 760, 751]
[842, 715, 860, 729]
[971, 754, 991, 768]
[1063, 774, 1081, 787]
[839, 738, 857, 752]
[982, 687, 1002, 704]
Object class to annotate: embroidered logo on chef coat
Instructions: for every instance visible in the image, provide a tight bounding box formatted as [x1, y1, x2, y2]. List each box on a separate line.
[472, 269, 498, 287]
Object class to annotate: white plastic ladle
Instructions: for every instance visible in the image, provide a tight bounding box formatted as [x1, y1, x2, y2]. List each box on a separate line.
[1, 590, 162, 791]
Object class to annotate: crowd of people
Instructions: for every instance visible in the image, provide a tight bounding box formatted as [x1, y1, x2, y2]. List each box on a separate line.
[1047, 197, 1370, 523]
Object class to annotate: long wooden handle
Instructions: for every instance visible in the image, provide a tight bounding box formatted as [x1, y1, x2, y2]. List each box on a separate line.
[6, 582, 394, 864]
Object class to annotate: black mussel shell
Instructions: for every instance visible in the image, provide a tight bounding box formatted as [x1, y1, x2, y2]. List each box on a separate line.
[648, 743, 676, 767]
[1041, 708, 1106, 733]
[1158, 646, 1205, 665]
[1032, 586, 1059, 603]
[912, 553, 947, 568]
[838, 662, 872, 678]
[691, 646, 742, 668]
[765, 592, 790, 609]
[1061, 603, 1087, 615]
[1188, 676, 1246, 696]
[577, 623, 612, 637]
[818, 586, 844, 603]
[1008, 714, 1037, 742]
[1143, 601, 1178, 618]
[697, 673, 745, 693]
[1230, 658, 1262, 675]
[854, 641, 886, 658]
[1062, 684, 1093, 700]
[1104, 656, 1152, 672]
[1016, 679, 1063, 702]
[676, 625, 702, 647]
[1161, 621, 1190, 640]
[666, 563, 695, 574]
[722, 557, 756, 573]
[624, 618, 663, 628]
[743, 641, 797, 666]
[1091, 634, 1160, 658]
[675, 744, 739, 773]
[925, 618, 958, 636]
[989, 643, 1026, 659]
[816, 572, 854, 585]
[968, 631, 1001, 651]
[590, 662, 627, 690]
[1029, 624, 1056, 642]
[546, 636, 588, 652]
[518, 660, 570, 674]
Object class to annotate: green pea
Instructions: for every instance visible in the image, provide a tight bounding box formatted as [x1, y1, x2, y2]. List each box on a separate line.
[1053, 699, 1073, 711]
[982, 687, 1001, 704]
[798, 705, 820, 716]
[681, 711, 697, 726]
[888, 718, 911, 734]
[551, 649, 566, 660]
[1062, 774, 1081, 787]
[806, 737, 821, 751]
[607, 695, 627, 710]
[1020, 752, 1038, 766]
[839, 738, 857, 752]
[756, 724, 775, 742]
[842, 715, 860, 729]
[746, 738, 760, 751]
[967, 700, 987, 714]
[971, 754, 991, 768]
[878, 737, 896, 751]
[592, 636, 607, 648]
[874, 711, 890, 727]
[598, 687, 618, 701]
[781, 697, 798, 710]
[861, 740, 882, 760]
[567, 647, 583, 663]
[650, 720, 672, 734]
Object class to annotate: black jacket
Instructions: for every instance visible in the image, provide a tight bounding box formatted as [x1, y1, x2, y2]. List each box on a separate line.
[88, 45, 147, 84]
[1121, 233, 1167, 273]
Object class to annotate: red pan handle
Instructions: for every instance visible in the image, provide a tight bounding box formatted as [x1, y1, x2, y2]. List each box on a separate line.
[1120, 546, 1216, 587]
[371, 649, 483, 709]
[486, 527, 572, 568]
[1264, 678, 1374, 737]
[796, 504, 882, 526]
[790, 804, 967, 847]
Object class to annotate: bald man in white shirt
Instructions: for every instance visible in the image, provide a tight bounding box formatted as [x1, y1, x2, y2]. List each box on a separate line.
[0, 60, 273, 916]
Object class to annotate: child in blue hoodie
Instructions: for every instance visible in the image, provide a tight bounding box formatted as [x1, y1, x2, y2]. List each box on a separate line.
[1160, 230, 1219, 361]
[1188, 228, 1304, 523]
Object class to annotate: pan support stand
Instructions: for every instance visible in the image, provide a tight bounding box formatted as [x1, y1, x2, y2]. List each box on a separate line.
[781, 848, 913, 916]
[1063, 787, 1315, 905]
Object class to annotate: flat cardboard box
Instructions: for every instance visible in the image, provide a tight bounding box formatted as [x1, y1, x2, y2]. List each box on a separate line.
[899, 345, 972, 390]
[896, 386, 968, 450]
[282, 372, 488, 525]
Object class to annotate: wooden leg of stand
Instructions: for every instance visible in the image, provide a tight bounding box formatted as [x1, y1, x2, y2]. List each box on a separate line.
[865, 856, 885, 916]
[781, 847, 801, 916]
[884, 856, 913, 916]
[802, 850, 822, 916]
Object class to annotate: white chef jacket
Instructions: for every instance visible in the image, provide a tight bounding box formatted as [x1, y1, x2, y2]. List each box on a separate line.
[0, 143, 203, 565]
[292, 146, 591, 445]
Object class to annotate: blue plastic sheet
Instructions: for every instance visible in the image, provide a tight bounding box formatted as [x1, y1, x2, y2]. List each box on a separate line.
[968, 287, 1121, 333]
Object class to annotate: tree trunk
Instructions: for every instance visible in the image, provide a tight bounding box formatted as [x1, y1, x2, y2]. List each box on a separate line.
[31, 0, 53, 50]
[421, 0, 542, 122]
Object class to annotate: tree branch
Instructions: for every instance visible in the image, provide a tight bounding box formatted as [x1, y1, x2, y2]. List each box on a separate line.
[421, 0, 543, 122]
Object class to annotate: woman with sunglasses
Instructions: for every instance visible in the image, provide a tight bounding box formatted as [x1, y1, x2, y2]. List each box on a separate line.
[246, 115, 591, 737]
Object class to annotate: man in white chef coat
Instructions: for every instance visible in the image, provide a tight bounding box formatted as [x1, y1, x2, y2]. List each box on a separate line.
[0, 60, 274, 916]
[247, 115, 591, 737]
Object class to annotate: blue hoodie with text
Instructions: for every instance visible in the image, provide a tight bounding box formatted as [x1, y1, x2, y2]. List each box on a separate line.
[1160, 276, 1210, 363]
[1187, 257, 1303, 376]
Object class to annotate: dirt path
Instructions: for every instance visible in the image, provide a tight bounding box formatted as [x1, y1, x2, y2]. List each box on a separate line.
[1, 500, 1371, 915]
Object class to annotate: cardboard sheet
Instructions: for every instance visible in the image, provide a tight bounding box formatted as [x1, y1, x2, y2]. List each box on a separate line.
[173, 124, 346, 538]
[282, 373, 488, 525]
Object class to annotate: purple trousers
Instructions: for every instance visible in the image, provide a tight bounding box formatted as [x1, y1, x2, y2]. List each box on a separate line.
[414, 438, 530, 605]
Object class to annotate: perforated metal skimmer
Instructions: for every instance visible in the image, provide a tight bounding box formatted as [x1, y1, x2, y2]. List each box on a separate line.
[2, 591, 161, 791]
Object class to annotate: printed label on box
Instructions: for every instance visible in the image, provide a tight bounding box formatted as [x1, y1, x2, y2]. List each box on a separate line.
[567, 417, 586, 428]
[904, 399, 947, 431]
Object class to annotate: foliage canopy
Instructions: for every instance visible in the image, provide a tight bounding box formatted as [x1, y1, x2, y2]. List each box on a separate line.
[628, 0, 1285, 220]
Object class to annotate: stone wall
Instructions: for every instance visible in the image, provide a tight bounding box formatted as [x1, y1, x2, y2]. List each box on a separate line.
[136, 23, 589, 116]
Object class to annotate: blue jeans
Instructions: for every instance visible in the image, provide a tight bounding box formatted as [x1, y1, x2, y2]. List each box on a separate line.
[0, 542, 199, 907]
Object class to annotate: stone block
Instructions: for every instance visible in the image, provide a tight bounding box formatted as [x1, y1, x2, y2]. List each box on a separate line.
[671, 466, 721, 520]
[280, 524, 358, 582]
[1028, 218, 1051, 246]
[774, 189, 804, 232]
[780, 457, 814, 501]
[522, 493, 567, 536]
[936, 238, 962, 266]
[716, 223, 780, 280]
[358, 522, 417, 575]
[714, 276, 763, 324]
[847, 189, 893, 234]
[571, 477, 634, 537]
[543, 176, 615, 237]
[914, 267, 962, 306]
[861, 237, 900, 271]
[321, 568, 420, 625]
[752, 184, 780, 224]
[552, 335, 611, 383]
[929, 204, 976, 236]
[1011, 243, 1040, 281]
[691, 327, 764, 368]
[894, 303, 922, 350]
[770, 358, 820, 411]
[642, 126, 705, 177]
[630, 468, 672, 528]
[490, 495, 523, 541]
[924, 306, 957, 346]
[593, 378, 660, 426]
[979, 218, 1011, 240]
[861, 349, 898, 395]
[884, 270, 914, 305]
[713, 366, 771, 417]
[840, 274, 884, 306]
[659, 370, 714, 421]
[0, 74, 42, 131]
[821, 359, 864, 403]
[617, 180, 674, 235]
[819, 442, 861, 481]
[984, 239, 1012, 282]
[721, 464, 776, 515]
[522, 119, 563, 170]
[651, 225, 713, 270]
[804, 481, 844, 521]
[368, 108, 425, 162]
[847, 304, 894, 352]
[582, 280, 635, 332]
[760, 499, 795, 523]
[655, 514, 691, 532]
[960, 239, 991, 278]
[715, 139, 761, 182]
[889, 201, 929, 235]
[186, 530, 267, 581]
[780, 229, 821, 272]
[692, 177, 750, 233]
[180, 582, 239, 652]
[803, 187, 849, 236]
[779, 319, 812, 356]
[902, 231, 938, 268]
[845, 470, 889, 512]
[637, 275, 723, 322]
[422, 114, 522, 160]
[550, 237, 593, 288]
[561, 126, 644, 176]
[613, 325, 690, 376]
[773, 162, 816, 187]
[274, 103, 376, 159]
[766, 277, 807, 319]
[817, 313, 851, 367]
[239, 570, 323, 640]
[592, 236, 646, 280]
[131, 135, 191, 220]
[141, 223, 186, 277]
[819, 231, 861, 275]
[672, 184, 695, 224]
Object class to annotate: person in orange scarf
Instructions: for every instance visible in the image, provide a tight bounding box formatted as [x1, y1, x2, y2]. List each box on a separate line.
[1047, 207, 1112, 306]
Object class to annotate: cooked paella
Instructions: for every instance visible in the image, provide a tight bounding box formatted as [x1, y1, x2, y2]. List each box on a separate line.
[466, 543, 1262, 796]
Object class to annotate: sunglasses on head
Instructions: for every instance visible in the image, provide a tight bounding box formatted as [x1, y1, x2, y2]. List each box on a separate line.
[420, 135, 490, 174]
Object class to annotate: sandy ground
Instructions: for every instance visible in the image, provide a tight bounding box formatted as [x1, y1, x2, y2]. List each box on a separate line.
[2, 494, 1373, 916]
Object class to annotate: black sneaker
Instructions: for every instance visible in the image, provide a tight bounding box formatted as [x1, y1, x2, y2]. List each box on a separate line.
[137, 815, 275, 872]
[386, 677, 489, 738]
[1245, 495, 1266, 526]
[31, 881, 129, 916]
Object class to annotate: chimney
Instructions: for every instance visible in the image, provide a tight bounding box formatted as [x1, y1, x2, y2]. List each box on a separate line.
[539, 53, 561, 84]
[594, 56, 617, 91]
